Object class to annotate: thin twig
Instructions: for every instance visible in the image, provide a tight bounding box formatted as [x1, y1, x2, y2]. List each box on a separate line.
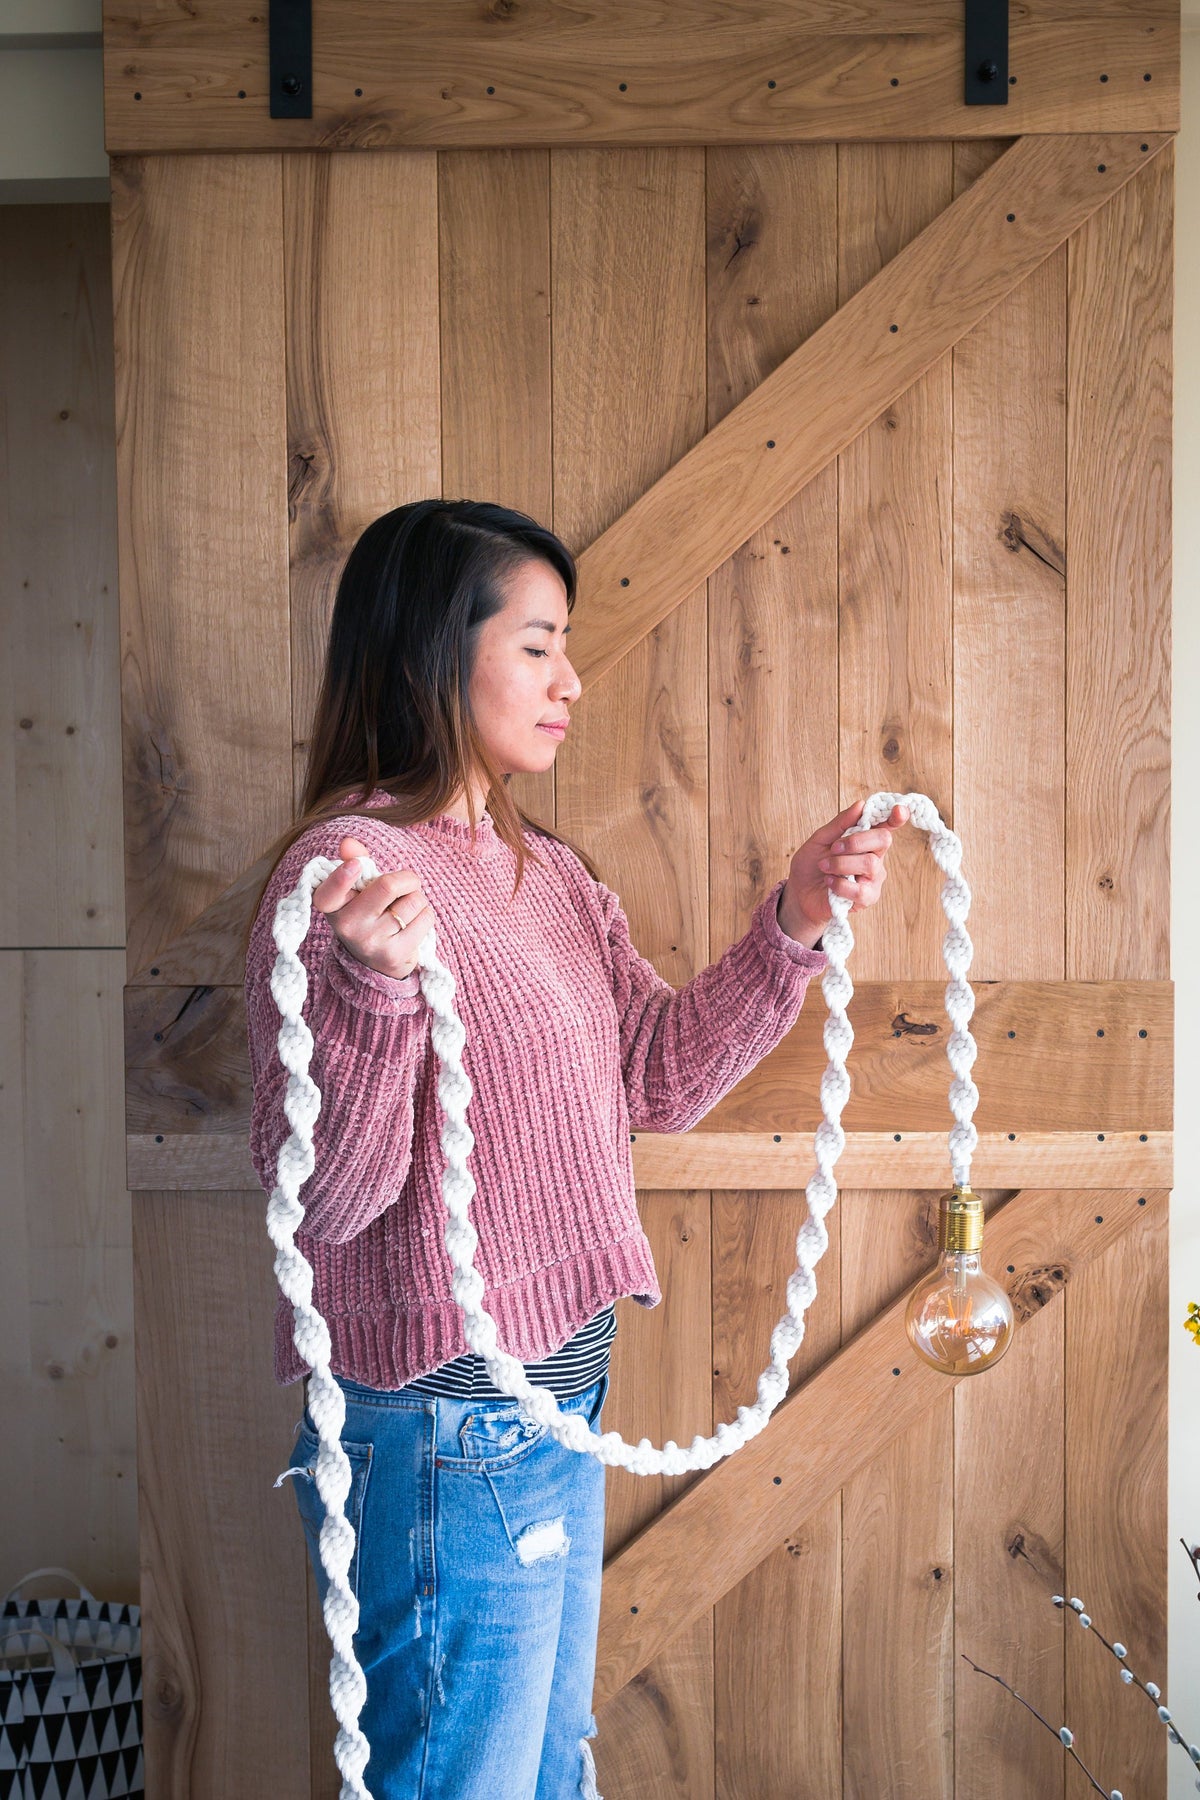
[1182, 1538, 1200, 1603]
[960, 1654, 1110, 1796]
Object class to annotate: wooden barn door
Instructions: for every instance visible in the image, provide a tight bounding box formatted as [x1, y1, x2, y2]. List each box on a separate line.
[109, 10, 1175, 1796]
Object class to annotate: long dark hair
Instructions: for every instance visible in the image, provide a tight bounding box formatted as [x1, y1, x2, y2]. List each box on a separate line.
[240, 498, 600, 960]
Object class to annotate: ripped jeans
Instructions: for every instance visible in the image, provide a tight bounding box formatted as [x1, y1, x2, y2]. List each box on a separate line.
[278, 1369, 609, 1800]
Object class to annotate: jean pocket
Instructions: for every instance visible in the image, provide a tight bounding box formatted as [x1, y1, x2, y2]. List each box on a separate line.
[452, 1403, 550, 1473]
[448, 1377, 610, 1472]
[281, 1423, 374, 1601]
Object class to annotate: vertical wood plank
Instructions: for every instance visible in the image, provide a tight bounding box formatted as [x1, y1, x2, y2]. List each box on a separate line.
[111, 155, 290, 971]
[0, 204, 123, 949]
[3, 949, 137, 1598]
[839, 1189, 953, 1798]
[1064, 141, 1171, 1800]
[842, 1402, 956, 1796]
[711, 1192, 842, 1799]
[954, 1292, 1066, 1797]
[438, 149, 552, 521]
[549, 144, 712, 1798]
[951, 137, 1067, 1800]
[283, 148, 444, 1794]
[284, 151, 441, 812]
[952, 139, 1065, 987]
[836, 143, 956, 1798]
[438, 147, 555, 825]
[597, 1191, 713, 1797]
[704, 141, 843, 1799]
[837, 143, 954, 987]
[133, 1191, 309, 1796]
[705, 143, 840, 958]
[17, 951, 136, 1589]
[1066, 146, 1172, 984]
[1064, 1196, 1168, 1799]
[603, 1191, 713, 1552]
[552, 148, 709, 984]
[0, 954, 28, 1569]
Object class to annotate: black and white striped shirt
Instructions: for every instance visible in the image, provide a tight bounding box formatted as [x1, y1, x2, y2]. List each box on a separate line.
[401, 1304, 617, 1400]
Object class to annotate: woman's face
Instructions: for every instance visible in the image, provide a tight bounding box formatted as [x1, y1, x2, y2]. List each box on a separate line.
[468, 559, 581, 778]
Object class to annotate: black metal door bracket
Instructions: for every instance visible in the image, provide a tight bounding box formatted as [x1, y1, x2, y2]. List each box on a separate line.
[965, 0, 1009, 105]
[269, 0, 312, 119]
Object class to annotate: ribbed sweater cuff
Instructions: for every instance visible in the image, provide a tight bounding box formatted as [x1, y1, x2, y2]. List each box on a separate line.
[753, 878, 830, 974]
[326, 933, 424, 1015]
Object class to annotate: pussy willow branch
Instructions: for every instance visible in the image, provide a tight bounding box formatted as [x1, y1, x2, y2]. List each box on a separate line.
[1054, 1593, 1200, 1778]
[959, 1656, 1110, 1797]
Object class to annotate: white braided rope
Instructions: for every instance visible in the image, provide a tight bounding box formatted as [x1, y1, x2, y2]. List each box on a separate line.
[263, 788, 975, 1797]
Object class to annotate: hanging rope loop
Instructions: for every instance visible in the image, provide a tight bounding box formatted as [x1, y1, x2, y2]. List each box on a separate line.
[262, 789, 975, 1797]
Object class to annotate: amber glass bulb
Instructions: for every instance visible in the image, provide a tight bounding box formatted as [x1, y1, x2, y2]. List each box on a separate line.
[904, 1187, 1015, 1375]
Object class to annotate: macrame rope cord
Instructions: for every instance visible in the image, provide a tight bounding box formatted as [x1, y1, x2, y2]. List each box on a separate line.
[263, 788, 976, 1798]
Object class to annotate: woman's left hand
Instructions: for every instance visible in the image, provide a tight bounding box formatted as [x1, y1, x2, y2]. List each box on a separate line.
[778, 799, 911, 944]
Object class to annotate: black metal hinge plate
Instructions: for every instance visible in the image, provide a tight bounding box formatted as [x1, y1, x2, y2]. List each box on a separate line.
[965, 0, 1009, 106]
[269, 0, 312, 119]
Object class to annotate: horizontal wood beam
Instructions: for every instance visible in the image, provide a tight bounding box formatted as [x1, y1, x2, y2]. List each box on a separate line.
[125, 978, 1172, 1133]
[699, 980, 1172, 1134]
[124, 1129, 1171, 1192]
[571, 133, 1172, 690]
[102, 4, 1178, 153]
[593, 1185, 1165, 1708]
[630, 1129, 1171, 1191]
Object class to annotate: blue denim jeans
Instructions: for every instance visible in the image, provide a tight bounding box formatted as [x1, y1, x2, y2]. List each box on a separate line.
[278, 1370, 610, 1799]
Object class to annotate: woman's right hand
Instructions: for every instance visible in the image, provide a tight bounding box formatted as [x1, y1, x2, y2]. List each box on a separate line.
[312, 835, 436, 981]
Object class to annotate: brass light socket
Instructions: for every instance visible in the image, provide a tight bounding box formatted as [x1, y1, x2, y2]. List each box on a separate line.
[938, 1185, 983, 1254]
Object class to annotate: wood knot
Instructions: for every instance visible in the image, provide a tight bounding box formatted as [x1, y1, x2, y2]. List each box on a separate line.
[1004, 1526, 1057, 1579]
[152, 1675, 184, 1719]
[1000, 510, 1065, 574]
[287, 448, 320, 507]
[1011, 1264, 1068, 1321]
[891, 1011, 939, 1037]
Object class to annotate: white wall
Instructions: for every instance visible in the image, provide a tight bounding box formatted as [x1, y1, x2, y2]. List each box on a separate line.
[0, 1, 106, 203]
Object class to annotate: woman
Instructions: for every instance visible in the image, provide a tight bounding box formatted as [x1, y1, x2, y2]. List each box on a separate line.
[243, 498, 907, 1798]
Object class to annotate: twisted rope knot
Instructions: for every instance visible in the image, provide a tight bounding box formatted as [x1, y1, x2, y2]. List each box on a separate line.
[264, 788, 975, 1794]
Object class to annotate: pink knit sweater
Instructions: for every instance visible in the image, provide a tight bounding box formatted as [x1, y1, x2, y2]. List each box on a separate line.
[244, 790, 829, 1388]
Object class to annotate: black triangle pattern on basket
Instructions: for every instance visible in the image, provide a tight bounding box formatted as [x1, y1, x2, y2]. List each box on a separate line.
[0, 1596, 143, 1800]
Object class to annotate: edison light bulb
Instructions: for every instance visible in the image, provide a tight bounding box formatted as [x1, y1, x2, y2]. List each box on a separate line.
[904, 1186, 1015, 1375]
